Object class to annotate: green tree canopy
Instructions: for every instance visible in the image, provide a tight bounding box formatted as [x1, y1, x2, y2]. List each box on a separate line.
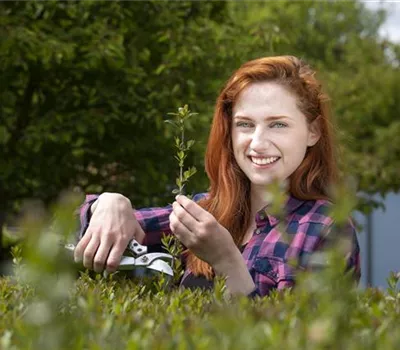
[0, 1, 243, 227]
[1, 0, 399, 248]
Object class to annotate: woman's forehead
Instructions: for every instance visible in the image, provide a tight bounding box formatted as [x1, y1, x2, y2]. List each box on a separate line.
[232, 81, 303, 120]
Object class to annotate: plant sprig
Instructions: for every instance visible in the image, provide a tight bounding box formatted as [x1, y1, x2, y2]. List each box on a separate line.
[161, 105, 199, 284]
[161, 234, 185, 286]
[165, 104, 197, 196]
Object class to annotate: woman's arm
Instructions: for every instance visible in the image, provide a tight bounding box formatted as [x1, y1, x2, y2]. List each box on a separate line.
[76, 193, 208, 273]
[75, 192, 147, 273]
[213, 248, 256, 296]
[170, 194, 256, 297]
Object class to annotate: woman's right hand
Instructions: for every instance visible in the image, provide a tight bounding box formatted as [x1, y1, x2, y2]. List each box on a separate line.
[74, 192, 145, 273]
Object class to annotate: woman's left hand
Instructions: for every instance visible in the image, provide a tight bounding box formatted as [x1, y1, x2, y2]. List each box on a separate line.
[169, 195, 237, 267]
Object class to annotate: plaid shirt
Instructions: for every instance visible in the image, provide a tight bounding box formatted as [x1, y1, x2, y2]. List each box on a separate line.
[79, 193, 361, 297]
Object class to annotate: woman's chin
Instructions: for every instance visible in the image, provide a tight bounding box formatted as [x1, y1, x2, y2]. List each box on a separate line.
[247, 173, 286, 187]
[249, 177, 276, 187]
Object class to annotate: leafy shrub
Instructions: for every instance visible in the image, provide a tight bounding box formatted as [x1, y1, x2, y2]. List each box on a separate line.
[0, 193, 399, 350]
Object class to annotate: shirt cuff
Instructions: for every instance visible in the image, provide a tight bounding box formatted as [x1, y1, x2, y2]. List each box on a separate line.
[77, 194, 100, 241]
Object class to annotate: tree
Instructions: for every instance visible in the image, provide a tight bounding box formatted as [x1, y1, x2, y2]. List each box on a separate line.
[0, 0, 251, 249]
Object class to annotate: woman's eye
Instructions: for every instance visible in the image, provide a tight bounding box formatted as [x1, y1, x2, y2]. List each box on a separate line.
[270, 122, 287, 128]
[236, 121, 253, 128]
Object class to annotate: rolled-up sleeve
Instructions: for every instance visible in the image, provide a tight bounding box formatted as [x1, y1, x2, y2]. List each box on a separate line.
[77, 194, 100, 240]
[134, 206, 173, 245]
[344, 219, 361, 281]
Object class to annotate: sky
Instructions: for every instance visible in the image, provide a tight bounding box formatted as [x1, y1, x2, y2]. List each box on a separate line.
[363, 0, 400, 42]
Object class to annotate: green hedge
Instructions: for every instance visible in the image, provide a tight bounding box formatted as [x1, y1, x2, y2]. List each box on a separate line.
[1, 267, 399, 349]
[0, 195, 399, 350]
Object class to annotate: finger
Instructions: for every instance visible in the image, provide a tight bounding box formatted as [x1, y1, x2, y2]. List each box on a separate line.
[83, 236, 100, 270]
[93, 239, 112, 273]
[105, 241, 128, 273]
[172, 201, 198, 232]
[74, 231, 92, 263]
[169, 211, 194, 248]
[175, 195, 209, 222]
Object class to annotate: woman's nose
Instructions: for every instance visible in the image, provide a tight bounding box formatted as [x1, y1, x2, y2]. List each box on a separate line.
[250, 128, 271, 153]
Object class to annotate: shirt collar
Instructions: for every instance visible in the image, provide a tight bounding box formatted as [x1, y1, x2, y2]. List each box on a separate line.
[255, 194, 305, 227]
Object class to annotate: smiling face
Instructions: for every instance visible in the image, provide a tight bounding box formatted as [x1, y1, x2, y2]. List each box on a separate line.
[231, 81, 320, 194]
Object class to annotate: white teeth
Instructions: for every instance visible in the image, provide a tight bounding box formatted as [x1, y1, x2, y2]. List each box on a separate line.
[251, 156, 279, 165]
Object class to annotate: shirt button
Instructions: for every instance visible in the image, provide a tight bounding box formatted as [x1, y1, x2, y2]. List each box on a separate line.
[255, 228, 261, 235]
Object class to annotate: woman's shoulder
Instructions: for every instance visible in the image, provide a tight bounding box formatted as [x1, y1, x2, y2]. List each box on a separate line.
[295, 198, 350, 227]
[288, 198, 358, 254]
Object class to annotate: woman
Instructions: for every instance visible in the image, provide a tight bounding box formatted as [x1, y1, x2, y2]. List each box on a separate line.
[75, 55, 360, 297]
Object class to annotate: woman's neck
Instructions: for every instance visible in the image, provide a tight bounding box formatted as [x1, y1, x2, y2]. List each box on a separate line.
[250, 182, 289, 219]
[250, 185, 272, 219]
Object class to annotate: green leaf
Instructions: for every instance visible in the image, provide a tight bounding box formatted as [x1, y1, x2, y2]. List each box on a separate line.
[164, 120, 178, 128]
[186, 140, 195, 149]
[155, 64, 166, 75]
[189, 166, 197, 176]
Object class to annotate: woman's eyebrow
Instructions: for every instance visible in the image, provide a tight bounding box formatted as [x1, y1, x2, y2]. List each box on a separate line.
[233, 115, 290, 121]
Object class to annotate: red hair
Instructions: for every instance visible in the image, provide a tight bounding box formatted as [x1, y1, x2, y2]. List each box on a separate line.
[186, 56, 338, 279]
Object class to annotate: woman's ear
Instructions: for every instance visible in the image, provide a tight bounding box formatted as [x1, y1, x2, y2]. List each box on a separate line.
[307, 116, 321, 147]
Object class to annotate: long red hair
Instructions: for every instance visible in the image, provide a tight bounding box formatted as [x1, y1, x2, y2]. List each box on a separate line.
[186, 56, 338, 279]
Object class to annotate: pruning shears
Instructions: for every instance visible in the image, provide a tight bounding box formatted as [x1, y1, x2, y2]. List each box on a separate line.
[64, 239, 174, 278]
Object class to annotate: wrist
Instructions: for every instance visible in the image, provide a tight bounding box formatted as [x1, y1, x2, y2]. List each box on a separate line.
[95, 192, 132, 211]
[213, 247, 255, 296]
[213, 247, 243, 276]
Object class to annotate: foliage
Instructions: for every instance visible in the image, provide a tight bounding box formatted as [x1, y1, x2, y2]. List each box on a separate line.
[0, 197, 400, 350]
[1, 0, 399, 238]
[1, 273, 398, 350]
[0, 0, 241, 238]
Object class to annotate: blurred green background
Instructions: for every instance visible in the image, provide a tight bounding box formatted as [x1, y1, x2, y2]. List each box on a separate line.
[1, 0, 399, 253]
